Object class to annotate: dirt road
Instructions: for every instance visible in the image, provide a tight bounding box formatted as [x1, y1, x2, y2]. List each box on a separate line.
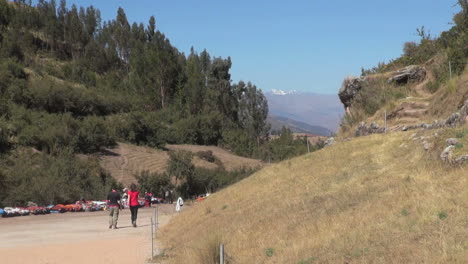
[0, 205, 175, 264]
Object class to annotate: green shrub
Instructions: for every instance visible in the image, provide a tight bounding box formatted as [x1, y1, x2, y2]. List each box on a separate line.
[265, 248, 275, 257]
[400, 209, 410, 216]
[108, 112, 168, 148]
[135, 170, 171, 196]
[455, 130, 467, 138]
[16, 79, 131, 116]
[10, 106, 115, 154]
[0, 150, 118, 207]
[297, 257, 318, 264]
[0, 118, 11, 153]
[438, 211, 448, 220]
[196, 150, 216, 163]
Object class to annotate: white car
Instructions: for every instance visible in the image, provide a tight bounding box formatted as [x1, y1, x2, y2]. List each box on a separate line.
[3, 207, 20, 217]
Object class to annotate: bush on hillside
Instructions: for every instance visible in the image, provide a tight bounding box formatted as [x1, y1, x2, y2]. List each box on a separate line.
[135, 170, 171, 197]
[13, 79, 131, 116]
[0, 118, 11, 153]
[220, 128, 257, 157]
[0, 151, 119, 207]
[108, 111, 168, 148]
[10, 107, 115, 154]
[171, 111, 224, 145]
[185, 167, 258, 197]
[255, 127, 321, 162]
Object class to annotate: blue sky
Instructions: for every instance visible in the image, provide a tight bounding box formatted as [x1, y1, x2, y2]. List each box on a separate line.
[66, 0, 459, 94]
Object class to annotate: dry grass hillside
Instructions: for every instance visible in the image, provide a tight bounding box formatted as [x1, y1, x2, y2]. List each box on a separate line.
[159, 128, 467, 263]
[99, 143, 264, 187]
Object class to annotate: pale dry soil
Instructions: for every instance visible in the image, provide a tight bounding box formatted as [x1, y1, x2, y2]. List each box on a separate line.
[0, 204, 176, 264]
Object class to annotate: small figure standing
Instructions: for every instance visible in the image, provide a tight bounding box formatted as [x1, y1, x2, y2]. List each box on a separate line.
[121, 188, 128, 208]
[165, 190, 169, 204]
[175, 197, 184, 212]
[107, 188, 121, 229]
[128, 183, 140, 227]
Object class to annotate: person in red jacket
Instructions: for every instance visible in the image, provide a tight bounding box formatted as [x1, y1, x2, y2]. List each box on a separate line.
[127, 183, 140, 227]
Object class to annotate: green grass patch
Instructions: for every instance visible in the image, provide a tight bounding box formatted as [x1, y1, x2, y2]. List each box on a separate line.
[265, 248, 275, 257]
[438, 211, 448, 220]
[400, 208, 410, 216]
[297, 257, 318, 264]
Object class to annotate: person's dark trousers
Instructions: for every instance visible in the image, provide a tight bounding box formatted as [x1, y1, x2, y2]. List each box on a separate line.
[130, 206, 138, 224]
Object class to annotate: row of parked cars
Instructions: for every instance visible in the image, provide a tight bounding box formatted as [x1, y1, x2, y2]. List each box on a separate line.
[0, 201, 109, 218]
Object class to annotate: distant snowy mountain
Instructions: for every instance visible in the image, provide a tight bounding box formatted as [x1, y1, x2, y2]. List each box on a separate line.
[265, 91, 344, 132]
[270, 89, 298, 95]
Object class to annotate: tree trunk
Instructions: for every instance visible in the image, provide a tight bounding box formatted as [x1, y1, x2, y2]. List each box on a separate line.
[160, 83, 165, 109]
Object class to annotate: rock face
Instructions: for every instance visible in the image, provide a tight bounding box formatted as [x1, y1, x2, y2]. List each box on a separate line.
[388, 65, 426, 84]
[355, 122, 385, 137]
[445, 100, 468, 127]
[324, 137, 335, 147]
[338, 76, 365, 109]
[455, 155, 468, 164]
[440, 145, 455, 162]
[446, 138, 459, 146]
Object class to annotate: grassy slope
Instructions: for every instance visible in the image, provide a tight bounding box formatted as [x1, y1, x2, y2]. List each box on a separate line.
[99, 143, 264, 187]
[160, 129, 467, 263]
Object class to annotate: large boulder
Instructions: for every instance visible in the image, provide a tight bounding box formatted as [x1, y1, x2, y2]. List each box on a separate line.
[388, 65, 426, 84]
[339, 76, 365, 109]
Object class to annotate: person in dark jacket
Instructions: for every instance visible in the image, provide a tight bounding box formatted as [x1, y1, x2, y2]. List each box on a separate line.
[107, 189, 121, 229]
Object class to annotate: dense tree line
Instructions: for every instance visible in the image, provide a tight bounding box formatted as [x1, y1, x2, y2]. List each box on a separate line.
[0, 0, 270, 156]
[0, 0, 276, 205]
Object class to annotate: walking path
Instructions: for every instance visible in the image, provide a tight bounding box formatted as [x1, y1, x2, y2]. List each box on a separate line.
[388, 67, 434, 131]
[0, 205, 174, 264]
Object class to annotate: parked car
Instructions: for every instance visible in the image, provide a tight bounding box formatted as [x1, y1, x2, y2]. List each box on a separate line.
[151, 197, 165, 204]
[28, 206, 43, 215]
[50, 204, 67, 213]
[3, 207, 20, 217]
[0, 208, 4, 217]
[18, 207, 30, 216]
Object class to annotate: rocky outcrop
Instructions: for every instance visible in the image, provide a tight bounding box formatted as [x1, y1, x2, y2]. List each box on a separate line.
[445, 100, 468, 127]
[393, 100, 468, 133]
[355, 122, 385, 137]
[440, 145, 455, 162]
[324, 137, 335, 147]
[388, 65, 426, 84]
[338, 76, 365, 109]
[440, 140, 467, 165]
[446, 138, 459, 146]
[455, 155, 468, 163]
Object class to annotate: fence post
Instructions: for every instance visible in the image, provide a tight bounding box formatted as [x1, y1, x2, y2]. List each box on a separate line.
[384, 110, 387, 133]
[306, 136, 310, 153]
[449, 60, 452, 79]
[151, 217, 154, 258]
[219, 244, 224, 264]
[154, 206, 157, 234]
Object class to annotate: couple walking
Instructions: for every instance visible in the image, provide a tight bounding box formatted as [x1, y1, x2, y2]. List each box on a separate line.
[108, 183, 140, 229]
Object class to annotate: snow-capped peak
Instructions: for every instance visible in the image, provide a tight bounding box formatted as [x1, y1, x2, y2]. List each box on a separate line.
[271, 89, 298, 95]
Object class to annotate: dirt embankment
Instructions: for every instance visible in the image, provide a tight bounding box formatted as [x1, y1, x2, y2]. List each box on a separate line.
[98, 143, 264, 186]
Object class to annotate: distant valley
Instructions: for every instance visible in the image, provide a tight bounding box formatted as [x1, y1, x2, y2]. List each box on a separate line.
[265, 90, 344, 134]
[268, 115, 332, 136]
